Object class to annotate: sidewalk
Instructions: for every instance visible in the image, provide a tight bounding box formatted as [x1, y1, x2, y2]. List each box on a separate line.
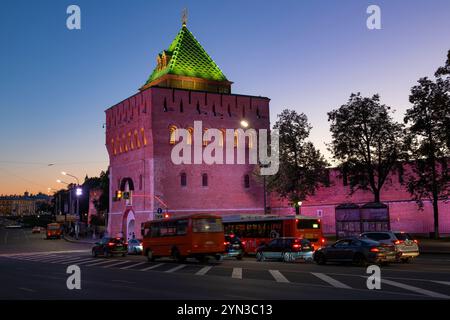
[63, 234, 98, 245]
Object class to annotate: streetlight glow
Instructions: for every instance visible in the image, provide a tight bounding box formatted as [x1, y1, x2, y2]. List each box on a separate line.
[240, 120, 249, 128]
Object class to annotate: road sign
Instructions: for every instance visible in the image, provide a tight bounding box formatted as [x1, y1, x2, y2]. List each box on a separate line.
[157, 208, 163, 214]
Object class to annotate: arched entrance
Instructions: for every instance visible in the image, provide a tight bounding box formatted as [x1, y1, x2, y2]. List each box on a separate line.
[122, 209, 136, 241]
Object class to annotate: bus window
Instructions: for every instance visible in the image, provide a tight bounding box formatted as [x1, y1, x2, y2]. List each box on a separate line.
[177, 220, 188, 235]
[297, 219, 321, 229]
[193, 218, 223, 233]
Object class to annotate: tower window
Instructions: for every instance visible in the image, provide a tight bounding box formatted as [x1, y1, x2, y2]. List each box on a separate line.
[180, 172, 187, 187]
[139, 174, 143, 190]
[169, 125, 177, 145]
[202, 173, 208, 187]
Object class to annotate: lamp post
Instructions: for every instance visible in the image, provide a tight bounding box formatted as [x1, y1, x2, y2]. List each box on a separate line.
[61, 172, 82, 239]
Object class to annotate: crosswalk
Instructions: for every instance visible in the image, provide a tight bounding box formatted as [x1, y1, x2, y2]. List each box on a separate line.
[2, 251, 450, 299]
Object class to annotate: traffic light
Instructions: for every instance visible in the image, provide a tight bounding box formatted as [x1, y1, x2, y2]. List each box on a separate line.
[115, 190, 122, 201]
[123, 191, 131, 200]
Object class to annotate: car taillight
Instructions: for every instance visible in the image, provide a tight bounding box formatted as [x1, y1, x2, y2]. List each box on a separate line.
[370, 247, 380, 252]
[321, 238, 326, 244]
[413, 239, 418, 244]
[124, 242, 128, 245]
[394, 240, 404, 245]
[224, 241, 230, 245]
[241, 241, 246, 246]
[292, 244, 301, 249]
[108, 242, 115, 246]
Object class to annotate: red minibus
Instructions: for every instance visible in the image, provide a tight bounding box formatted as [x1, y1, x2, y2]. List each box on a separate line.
[141, 214, 225, 262]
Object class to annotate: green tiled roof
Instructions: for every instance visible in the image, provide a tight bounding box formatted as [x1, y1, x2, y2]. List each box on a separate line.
[144, 25, 228, 85]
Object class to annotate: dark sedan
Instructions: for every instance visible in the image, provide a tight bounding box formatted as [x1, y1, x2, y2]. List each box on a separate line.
[92, 237, 128, 257]
[223, 234, 244, 260]
[313, 237, 398, 266]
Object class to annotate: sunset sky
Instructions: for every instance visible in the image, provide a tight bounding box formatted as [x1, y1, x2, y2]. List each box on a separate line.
[1, 0, 450, 195]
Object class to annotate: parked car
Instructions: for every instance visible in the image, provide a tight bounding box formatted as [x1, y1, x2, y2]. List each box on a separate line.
[360, 231, 419, 263]
[92, 237, 128, 257]
[256, 237, 314, 262]
[32, 226, 42, 233]
[127, 238, 143, 255]
[313, 237, 398, 266]
[223, 234, 245, 260]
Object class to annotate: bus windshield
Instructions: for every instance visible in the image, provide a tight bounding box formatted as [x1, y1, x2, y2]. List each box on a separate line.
[193, 218, 223, 233]
[47, 224, 60, 230]
[297, 219, 321, 230]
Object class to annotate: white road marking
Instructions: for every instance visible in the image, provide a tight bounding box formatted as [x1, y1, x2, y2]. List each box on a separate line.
[120, 262, 147, 270]
[46, 256, 87, 263]
[432, 281, 450, 286]
[269, 270, 290, 283]
[232, 267, 242, 279]
[19, 255, 62, 261]
[75, 259, 102, 265]
[53, 258, 96, 265]
[85, 259, 122, 267]
[0, 250, 89, 257]
[165, 264, 187, 273]
[101, 260, 131, 268]
[195, 266, 212, 276]
[382, 279, 450, 299]
[311, 273, 351, 289]
[140, 263, 165, 271]
[18, 287, 35, 292]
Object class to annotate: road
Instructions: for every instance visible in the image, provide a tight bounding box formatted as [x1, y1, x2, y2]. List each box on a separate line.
[1, 228, 449, 300]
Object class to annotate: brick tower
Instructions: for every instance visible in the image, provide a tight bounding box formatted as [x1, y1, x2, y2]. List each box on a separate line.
[105, 20, 270, 239]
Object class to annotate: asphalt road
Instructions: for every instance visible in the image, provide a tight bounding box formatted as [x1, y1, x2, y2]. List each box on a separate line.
[1, 228, 449, 300]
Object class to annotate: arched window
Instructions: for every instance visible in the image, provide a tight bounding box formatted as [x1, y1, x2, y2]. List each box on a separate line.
[128, 132, 133, 150]
[123, 133, 128, 152]
[187, 127, 193, 145]
[141, 128, 147, 146]
[169, 125, 177, 145]
[111, 138, 116, 155]
[244, 174, 250, 189]
[180, 172, 187, 187]
[134, 130, 140, 148]
[202, 173, 208, 187]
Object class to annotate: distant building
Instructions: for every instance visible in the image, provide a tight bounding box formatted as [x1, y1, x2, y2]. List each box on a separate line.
[0, 192, 52, 216]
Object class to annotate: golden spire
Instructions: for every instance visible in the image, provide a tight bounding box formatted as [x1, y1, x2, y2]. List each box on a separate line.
[182, 8, 188, 27]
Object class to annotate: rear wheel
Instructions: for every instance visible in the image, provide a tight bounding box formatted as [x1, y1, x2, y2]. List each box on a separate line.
[401, 257, 411, 263]
[256, 252, 265, 262]
[315, 252, 326, 265]
[172, 248, 185, 263]
[353, 253, 367, 267]
[146, 249, 155, 262]
[236, 254, 243, 260]
[282, 251, 293, 263]
[91, 248, 97, 257]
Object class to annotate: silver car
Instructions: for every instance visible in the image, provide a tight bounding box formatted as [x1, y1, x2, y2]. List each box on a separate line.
[127, 239, 143, 255]
[360, 231, 419, 263]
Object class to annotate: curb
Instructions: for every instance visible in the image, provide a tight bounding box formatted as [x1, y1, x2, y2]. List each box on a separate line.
[63, 235, 96, 245]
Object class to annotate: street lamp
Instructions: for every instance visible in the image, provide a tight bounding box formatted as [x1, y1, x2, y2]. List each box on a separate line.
[61, 171, 80, 185]
[240, 119, 249, 128]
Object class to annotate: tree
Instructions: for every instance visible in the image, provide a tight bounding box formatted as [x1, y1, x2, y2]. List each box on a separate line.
[328, 93, 405, 203]
[404, 51, 450, 239]
[266, 109, 329, 214]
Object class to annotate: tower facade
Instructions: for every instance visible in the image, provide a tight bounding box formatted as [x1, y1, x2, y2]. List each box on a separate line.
[105, 23, 270, 238]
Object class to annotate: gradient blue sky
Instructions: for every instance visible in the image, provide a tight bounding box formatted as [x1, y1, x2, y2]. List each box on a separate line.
[1, 0, 450, 194]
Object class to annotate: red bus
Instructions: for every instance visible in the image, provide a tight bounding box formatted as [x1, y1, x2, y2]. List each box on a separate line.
[141, 214, 225, 262]
[222, 215, 325, 254]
